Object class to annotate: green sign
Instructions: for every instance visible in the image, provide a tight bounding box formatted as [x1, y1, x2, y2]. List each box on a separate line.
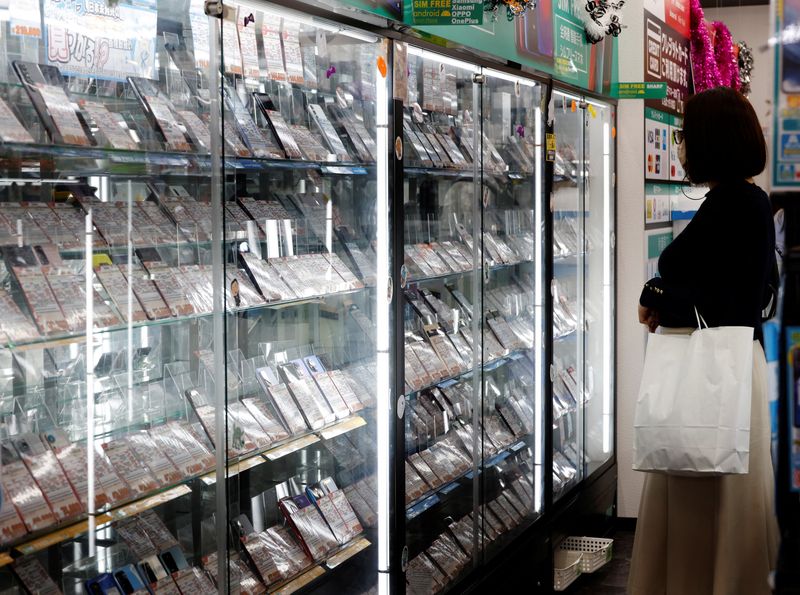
[411, 0, 483, 26]
[612, 82, 667, 99]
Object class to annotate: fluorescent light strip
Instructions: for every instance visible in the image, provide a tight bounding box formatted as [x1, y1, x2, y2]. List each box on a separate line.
[602, 120, 612, 454]
[555, 90, 582, 103]
[85, 210, 96, 556]
[407, 44, 477, 73]
[534, 106, 544, 467]
[374, 58, 391, 573]
[483, 68, 538, 87]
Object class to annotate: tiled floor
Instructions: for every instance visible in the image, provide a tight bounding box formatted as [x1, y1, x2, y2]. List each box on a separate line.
[567, 530, 634, 594]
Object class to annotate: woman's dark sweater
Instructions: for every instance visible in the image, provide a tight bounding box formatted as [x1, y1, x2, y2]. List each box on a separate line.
[639, 179, 776, 343]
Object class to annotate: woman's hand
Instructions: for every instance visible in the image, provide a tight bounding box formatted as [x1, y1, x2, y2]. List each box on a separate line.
[638, 304, 660, 333]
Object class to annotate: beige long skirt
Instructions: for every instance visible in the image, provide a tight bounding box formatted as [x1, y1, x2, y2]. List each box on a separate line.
[628, 334, 779, 595]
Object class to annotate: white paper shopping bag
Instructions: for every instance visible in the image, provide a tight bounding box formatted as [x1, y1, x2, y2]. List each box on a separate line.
[633, 319, 754, 476]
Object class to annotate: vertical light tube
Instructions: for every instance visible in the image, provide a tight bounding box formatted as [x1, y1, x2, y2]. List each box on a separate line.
[85, 210, 96, 556]
[374, 53, 390, 577]
[534, 106, 544, 473]
[208, 13, 228, 595]
[127, 181, 134, 424]
[530, 101, 545, 515]
[602, 121, 612, 453]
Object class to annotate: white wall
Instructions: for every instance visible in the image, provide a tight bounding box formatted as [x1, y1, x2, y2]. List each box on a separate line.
[704, 5, 775, 191]
[614, 4, 775, 518]
[615, 2, 647, 519]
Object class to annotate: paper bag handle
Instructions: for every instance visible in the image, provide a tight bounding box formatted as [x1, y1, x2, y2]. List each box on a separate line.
[694, 307, 708, 329]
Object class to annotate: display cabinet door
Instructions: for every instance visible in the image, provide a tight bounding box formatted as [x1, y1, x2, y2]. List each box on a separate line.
[551, 90, 586, 502]
[399, 44, 484, 592]
[478, 67, 546, 559]
[0, 1, 230, 592]
[214, 3, 390, 594]
[583, 99, 615, 476]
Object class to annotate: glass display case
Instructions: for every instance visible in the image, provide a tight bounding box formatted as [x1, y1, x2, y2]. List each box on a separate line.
[551, 89, 616, 502]
[217, 3, 388, 594]
[0, 1, 389, 593]
[400, 46, 545, 593]
[0, 0, 613, 592]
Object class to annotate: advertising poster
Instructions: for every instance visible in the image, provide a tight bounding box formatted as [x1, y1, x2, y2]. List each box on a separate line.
[774, 0, 800, 186]
[645, 230, 673, 279]
[644, 2, 691, 116]
[645, 184, 671, 225]
[645, 107, 669, 181]
[786, 327, 800, 491]
[644, 0, 690, 275]
[43, 0, 158, 81]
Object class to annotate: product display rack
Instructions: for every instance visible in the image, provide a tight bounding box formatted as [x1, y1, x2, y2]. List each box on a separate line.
[550, 88, 616, 504]
[0, 1, 616, 594]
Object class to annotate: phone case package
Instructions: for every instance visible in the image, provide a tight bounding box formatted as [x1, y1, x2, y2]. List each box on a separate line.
[122, 266, 172, 320]
[342, 483, 377, 528]
[102, 439, 160, 497]
[168, 422, 216, 474]
[138, 510, 179, 553]
[125, 433, 182, 486]
[13, 61, 92, 146]
[115, 516, 158, 560]
[257, 369, 309, 436]
[13, 557, 63, 595]
[81, 101, 138, 150]
[173, 567, 216, 593]
[0, 96, 33, 143]
[13, 433, 82, 522]
[303, 356, 351, 420]
[0, 481, 26, 545]
[242, 532, 284, 586]
[150, 577, 182, 595]
[95, 265, 148, 323]
[227, 401, 272, 450]
[279, 495, 338, 561]
[241, 397, 290, 444]
[1, 443, 56, 532]
[12, 266, 69, 335]
[148, 424, 202, 479]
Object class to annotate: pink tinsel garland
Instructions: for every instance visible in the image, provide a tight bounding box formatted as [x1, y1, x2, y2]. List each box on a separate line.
[711, 21, 740, 90]
[690, 0, 721, 92]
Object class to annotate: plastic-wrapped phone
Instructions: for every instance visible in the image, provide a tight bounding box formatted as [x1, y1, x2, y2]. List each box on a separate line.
[158, 545, 189, 574]
[113, 565, 146, 594]
[137, 554, 168, 584]
[85, 573, 123, 595]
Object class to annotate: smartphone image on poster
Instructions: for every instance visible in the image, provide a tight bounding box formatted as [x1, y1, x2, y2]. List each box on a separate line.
[515, 0, 554, 66]
[785, 0, 800, 93]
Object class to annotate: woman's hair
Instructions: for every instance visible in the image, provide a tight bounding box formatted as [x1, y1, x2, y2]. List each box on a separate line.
[682, 86, 766, 184]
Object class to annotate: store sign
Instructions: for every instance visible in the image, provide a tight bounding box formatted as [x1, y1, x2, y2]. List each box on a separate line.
[612, 82, 667, 99]
[43, 0, 158, 81]
[644, 12, 691, 115]
[411, 0, 482, 25]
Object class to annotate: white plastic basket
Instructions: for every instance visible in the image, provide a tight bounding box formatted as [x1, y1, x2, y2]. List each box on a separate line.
[559, 536, 613, 573]
[553, 550, 582, 591]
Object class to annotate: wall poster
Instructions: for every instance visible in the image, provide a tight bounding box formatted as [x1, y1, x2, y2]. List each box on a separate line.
[773, 0, 800, 186]
[43, 0, 158, 81]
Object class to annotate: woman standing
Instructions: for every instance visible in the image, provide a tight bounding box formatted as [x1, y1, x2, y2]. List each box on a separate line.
[629, 87, 779, 595]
